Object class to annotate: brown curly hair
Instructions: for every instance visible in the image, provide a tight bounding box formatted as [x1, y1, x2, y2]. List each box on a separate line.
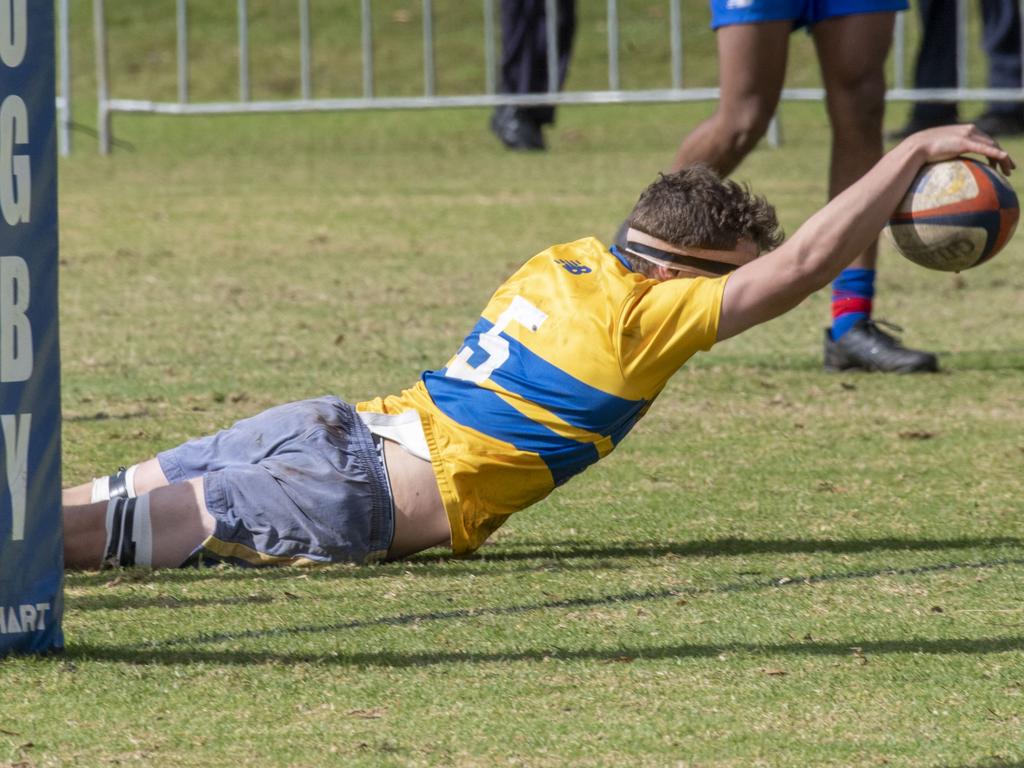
[628, 165, 784, 256]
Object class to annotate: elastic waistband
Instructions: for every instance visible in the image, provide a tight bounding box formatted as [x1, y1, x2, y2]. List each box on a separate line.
[343, 403, 395, 562]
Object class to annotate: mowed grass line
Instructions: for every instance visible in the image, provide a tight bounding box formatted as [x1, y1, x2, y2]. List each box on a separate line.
[5, 90, 1024, 767]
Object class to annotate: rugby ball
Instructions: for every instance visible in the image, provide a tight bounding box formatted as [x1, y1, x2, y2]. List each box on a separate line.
[886, 157, 1018, 272]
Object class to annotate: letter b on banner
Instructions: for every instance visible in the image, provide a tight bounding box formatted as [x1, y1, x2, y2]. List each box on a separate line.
[0, 0, 64, 655]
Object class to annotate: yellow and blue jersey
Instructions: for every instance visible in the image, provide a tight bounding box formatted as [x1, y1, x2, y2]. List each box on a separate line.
[358, 237, 729, 554]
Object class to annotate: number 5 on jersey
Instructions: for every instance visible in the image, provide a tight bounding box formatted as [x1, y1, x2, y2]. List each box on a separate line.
[446, 296, 548, 384]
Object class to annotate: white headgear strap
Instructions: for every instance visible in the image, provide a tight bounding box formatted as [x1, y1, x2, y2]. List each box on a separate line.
[624, 227, 756, 277]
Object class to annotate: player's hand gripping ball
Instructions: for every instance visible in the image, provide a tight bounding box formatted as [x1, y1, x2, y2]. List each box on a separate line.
[886, 157, 1019, 272]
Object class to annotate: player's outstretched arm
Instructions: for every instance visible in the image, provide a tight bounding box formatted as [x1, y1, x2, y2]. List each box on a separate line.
[716, 125, 1014, 341]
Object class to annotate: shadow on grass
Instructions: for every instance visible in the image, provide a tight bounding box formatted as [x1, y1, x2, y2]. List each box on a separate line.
[67, 593, 278, 611]
[468, 536, 1024, 562]
[939, 348, 1024, 372]
[63, 554, 1024, 650]
[63, 536, 1024, 605]
[63, 408, 153, 422]
[695, 348, 1024, 372]
[63, 634, 1024, 669]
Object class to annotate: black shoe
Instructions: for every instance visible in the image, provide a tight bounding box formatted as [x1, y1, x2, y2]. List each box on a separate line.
[824, 319, 939, 373]
[973, 110, 1024, 137]
[885, 116, 956, 142]
[490, 106, 545, 151]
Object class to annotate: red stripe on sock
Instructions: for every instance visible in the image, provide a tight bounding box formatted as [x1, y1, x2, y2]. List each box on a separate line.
[831, 297, 873, 320]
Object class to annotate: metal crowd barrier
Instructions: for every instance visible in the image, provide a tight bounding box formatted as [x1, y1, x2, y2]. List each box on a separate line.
[62, 0, 1024, 154]
[55, 0, 71, 155]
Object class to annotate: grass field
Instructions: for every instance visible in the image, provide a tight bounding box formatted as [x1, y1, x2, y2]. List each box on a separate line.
[3, 2, 1024, 766]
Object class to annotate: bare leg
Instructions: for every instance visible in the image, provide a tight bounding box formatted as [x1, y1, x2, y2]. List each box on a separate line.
[671, 22, 792, 174]
[813, 13, 937, 370]
[63, 477, 215, 570]
[813, 12, 897, 271]
[62, 457, 171, 507]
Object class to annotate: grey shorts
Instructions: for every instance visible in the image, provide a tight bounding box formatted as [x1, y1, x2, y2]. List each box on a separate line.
[157, 396, 394, 566]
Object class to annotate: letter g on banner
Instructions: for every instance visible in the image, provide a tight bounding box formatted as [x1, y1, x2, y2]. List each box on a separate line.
[0, 95, 31, 226]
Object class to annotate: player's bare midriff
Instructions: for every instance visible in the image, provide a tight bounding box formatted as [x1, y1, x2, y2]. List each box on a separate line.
[382, 439, 451, 559]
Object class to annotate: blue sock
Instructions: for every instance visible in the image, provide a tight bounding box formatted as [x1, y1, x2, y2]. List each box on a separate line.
[831, 268, 875, 340]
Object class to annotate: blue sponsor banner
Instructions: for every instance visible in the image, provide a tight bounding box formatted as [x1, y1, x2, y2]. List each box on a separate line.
[0, 1, 64, 655]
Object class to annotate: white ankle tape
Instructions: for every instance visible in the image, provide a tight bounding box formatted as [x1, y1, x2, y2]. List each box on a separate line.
[90, 465, 139, 503]
[90, 477, 109, 503]
[101, 495, 153, 568]
[124, 465, 138, 498]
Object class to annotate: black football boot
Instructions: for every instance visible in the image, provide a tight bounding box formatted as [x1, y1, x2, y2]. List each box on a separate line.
[824, 319, 939, 373]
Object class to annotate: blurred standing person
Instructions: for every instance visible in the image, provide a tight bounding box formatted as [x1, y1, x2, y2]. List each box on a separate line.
[619, 0, 940, 373]
[891, 0, 1024, 137]
[490, 0, 577, 150]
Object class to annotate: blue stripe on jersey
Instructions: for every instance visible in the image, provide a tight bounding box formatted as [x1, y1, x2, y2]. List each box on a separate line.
[445, 316, 647, 437]
[422, 314, 651, 484]
[422, 372, 600, 485]
[609, 244, 633, 271]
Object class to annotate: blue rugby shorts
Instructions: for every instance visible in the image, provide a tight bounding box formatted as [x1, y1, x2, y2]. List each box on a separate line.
[710, 0, 908, 30]
[157, 396, 395, 567]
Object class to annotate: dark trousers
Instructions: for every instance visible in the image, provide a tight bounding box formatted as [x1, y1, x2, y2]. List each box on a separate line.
[911, 0, 1023, 122]
[499, 0, 577, 126]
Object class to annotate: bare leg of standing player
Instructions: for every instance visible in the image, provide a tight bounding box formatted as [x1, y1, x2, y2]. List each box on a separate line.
[668, 12, 937, 372]
[813, 12, 894, 274]
[813, 11, 937, 372]
[670, 22, 791, 175]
